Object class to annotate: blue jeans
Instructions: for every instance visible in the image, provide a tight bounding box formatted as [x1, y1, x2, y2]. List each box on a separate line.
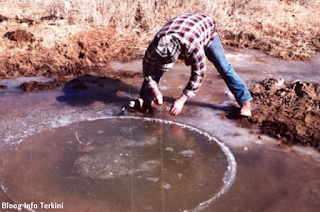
[140, 35, 252, 105]
[205, 35, 252, 105]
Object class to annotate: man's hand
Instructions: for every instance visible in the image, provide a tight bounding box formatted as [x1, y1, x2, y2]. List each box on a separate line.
[170, 94, 188, 116]
[152, 86, 163, 105]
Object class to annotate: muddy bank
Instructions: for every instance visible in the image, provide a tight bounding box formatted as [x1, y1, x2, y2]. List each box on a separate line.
[0, 21, 143, 91]
[0, 14, 142, 81]
[239, 78, 320, 150]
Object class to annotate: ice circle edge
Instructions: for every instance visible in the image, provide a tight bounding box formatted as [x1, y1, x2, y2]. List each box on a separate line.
[88, 116, 237, 212]
[2, 115, 237, 212]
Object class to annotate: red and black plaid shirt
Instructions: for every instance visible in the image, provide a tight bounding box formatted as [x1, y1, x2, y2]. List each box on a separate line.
[143, 13, 218, 98]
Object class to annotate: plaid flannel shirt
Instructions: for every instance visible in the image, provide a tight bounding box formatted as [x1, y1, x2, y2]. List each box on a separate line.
[143, 13, 218, 98]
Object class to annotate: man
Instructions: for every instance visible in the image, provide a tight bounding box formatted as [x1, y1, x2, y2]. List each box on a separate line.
[129, 13, 252, 116]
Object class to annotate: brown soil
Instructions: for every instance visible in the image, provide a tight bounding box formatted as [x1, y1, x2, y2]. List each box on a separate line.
[238, 78, 320, 150]
[0, 14, 144, 91]
[0, 14, 142, 82]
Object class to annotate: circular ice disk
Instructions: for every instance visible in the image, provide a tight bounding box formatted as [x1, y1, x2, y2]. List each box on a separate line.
[0, 117, 236, 212]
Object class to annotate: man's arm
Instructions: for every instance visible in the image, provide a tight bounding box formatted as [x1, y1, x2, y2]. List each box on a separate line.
[183, 48, 207, 98]
[152, 85, 163, 105]
[142, 41, 158, 88]
[169, 49, 206, 116]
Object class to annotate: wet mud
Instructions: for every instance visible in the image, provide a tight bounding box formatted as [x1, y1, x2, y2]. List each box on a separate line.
[238, 78, 320, 150]
[2, 73, 319, 152]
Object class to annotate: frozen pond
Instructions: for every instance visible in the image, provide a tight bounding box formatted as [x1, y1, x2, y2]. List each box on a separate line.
[1, 48, 320, 211]
[0, 118, 236, 212]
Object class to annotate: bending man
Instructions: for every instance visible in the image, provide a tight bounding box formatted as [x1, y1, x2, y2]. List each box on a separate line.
[130, 13, 252, 116]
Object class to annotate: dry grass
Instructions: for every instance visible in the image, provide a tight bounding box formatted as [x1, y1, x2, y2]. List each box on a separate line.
[0, 0, 320, 60]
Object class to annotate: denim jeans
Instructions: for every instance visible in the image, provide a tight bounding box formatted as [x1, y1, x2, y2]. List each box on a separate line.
[205, 35, 252, 105]
[139, 35, 252, 105]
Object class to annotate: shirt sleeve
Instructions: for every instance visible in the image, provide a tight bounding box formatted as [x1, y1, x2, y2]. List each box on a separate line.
[183, 47, 206, 98]
[142, 40, 158, 88]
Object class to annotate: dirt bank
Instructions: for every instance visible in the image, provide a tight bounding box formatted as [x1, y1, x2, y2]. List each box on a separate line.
[0, 14, 142, 82]
[238, 78, 320, 150]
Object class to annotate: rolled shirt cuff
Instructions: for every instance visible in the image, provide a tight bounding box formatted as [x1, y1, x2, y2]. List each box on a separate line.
[183, 89, 195, 98]
[145, 76, 158, 88]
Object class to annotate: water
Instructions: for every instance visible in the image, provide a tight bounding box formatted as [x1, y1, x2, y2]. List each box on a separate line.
[1, 48, 320, 211]
[225, 48, 320, 83]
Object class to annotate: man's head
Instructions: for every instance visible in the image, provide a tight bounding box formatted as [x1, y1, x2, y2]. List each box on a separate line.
[155, 34, 180, 70]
